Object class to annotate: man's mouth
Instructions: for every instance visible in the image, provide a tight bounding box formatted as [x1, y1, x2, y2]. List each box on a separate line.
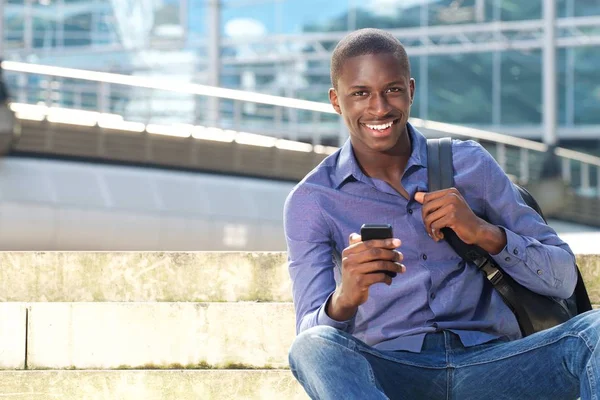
[362, 119, 399, 134]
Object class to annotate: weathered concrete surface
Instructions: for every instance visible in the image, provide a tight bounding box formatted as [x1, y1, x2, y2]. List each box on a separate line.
[0, 252, 291, 302]
[0, 304, 26, 369]
[0, 370, 308, 400]
[1, 252, 600, 303]
[27, 302, 295, 370]
[576, 255, 600, 305]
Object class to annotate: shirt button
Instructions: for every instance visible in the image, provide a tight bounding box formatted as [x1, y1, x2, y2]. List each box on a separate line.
[430, 292, 436, 300]
[505, 257, 511, 262]
[537, 269, 543, 275]
[408, 209, 413, 214]
[513, 249, 519, 255]
[422, 254, 428, 261]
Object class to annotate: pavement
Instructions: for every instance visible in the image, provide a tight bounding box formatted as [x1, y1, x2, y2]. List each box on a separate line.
[548, 219, 600, 254]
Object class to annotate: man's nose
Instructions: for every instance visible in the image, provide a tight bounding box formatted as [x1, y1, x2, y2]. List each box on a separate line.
[368, 94, 392, 117]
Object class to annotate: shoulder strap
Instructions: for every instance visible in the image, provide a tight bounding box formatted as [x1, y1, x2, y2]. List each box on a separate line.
[426, 137, 453, 191]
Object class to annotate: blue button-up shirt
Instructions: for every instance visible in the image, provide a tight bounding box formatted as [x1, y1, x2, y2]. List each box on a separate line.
[284, 123, 577, 352]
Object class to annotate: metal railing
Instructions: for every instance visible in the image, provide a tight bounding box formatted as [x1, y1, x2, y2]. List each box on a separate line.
[2, 60, 600, 200]
[1, 61, 342, 146]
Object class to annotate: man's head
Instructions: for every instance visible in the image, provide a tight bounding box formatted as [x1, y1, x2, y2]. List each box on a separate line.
[330, 28, 410, 90]
[328, 29, 415, 156]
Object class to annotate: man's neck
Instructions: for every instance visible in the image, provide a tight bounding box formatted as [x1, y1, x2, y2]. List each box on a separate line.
[353, 131, 412, 183]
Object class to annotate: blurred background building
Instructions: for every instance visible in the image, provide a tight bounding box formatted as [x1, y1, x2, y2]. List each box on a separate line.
[3, 0, 600, 146]
[0, 0, 599, 251]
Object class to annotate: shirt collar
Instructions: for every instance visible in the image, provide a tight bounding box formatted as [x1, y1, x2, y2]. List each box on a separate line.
[333, 122, 428, 188]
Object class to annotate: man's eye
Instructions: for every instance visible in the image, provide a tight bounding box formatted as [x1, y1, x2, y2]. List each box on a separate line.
[352, 91, 367, 96]
[387, 87, 403, 93]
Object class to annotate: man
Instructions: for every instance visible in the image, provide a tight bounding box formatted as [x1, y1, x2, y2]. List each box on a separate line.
[284, 28, 600, 400]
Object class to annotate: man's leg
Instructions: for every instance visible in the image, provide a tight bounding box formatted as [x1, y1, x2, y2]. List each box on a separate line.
[289, 326, 390, 399]
[288, 325, 448, 400]
[451, 310, 600, 400]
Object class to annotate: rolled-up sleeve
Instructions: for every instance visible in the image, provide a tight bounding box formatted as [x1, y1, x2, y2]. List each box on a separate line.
[284, 185, 355, 334]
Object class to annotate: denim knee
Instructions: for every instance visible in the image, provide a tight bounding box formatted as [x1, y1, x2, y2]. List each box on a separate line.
[568, 309, 600, 346]
[288, 325, 352, 370]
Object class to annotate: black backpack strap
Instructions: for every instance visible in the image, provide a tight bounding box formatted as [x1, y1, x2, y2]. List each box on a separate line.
[575, 268, 593, 312]
[439, 137, 453, 189]
[427, 137, 453, 191]
[427, 138, 442, 192]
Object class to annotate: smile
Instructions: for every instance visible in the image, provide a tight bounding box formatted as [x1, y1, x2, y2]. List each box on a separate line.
[362, 119, 398, 131]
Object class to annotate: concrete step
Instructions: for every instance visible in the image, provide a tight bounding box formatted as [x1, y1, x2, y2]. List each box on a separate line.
[2, 252, 600, 302]
[0, 252, 290, 302]
[0, 370, 308, 400]
[0, 302, 295, 370]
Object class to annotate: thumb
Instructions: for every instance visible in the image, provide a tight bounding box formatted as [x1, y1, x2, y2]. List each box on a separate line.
[414, 192, 426, 204]
[349, 232, 362, 245]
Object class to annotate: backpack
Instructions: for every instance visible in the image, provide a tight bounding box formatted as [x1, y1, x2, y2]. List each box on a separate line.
[426, 137, 592, 337]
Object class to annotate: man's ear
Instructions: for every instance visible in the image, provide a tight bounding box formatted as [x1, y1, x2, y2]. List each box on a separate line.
[409, 78, 416, 105]
[329, 88, 342, 115]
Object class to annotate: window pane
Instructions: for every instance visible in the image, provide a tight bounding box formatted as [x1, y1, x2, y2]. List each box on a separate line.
[428, 53, 493, 124]
[429, 0, 478, 26]
[500, 51, 542, 125]
[574, 47, 600, 124]
[500, 0, 542, 21]
[354, 1, 421, 29]
[574, 0, 600, 17]
[284, 0, 350, 33]
[221, 1, 275, 37]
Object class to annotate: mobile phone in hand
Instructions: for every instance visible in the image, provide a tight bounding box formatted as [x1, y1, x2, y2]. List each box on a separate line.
[360, 224, 397, 278]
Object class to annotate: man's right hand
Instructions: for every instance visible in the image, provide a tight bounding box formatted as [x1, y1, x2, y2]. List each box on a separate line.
[326, 233, 405, 322]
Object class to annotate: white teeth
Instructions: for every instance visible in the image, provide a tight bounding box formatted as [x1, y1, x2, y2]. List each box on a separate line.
[365, 121, 394, 130]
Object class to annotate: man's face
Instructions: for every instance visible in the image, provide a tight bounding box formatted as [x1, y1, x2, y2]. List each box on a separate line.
[329, 53, 415, 154]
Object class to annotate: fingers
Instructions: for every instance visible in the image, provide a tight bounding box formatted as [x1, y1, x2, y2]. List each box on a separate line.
[349, 233, 362, 246]
[342, 235, 401, 258]
[343, 247, 404, 270]
[353, 245, 403, 264]
[356, 260, 406, 282]
[415, 188, 460, 205]
[414, 191, 426, 204]
[342, 234, 406, 279]
[359, 269, 396, 287]
[420, 192, 461, 217]
[423, 204, 455, 241]
[418, 189, 465, 242]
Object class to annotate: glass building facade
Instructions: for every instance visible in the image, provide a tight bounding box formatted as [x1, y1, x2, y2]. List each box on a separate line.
[2, 0, 600, 149]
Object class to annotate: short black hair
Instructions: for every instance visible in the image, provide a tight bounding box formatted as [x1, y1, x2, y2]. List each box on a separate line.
[330, 28, 411, 89]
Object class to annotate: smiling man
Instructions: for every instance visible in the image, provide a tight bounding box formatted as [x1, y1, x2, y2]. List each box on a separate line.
[283, 28, 600, 400]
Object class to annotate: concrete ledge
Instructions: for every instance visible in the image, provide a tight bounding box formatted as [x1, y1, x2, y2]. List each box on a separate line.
[0, 252, 290, 302]
[0, 370, 308, 400]
[0, 304, 26, 369]
[3, 252, 600, 303]
[26, 302, 295, 370]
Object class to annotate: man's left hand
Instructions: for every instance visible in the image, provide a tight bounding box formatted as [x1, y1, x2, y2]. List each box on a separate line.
[414, 188, 486, 245]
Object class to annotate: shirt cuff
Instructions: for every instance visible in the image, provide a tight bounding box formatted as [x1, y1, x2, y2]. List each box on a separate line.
[490, 227, 526, 269]
[316, 292, 356, 332]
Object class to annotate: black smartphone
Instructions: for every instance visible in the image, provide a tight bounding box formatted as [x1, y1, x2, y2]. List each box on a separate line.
[360, 224, 397, 278]
[360, 224, 393, 241]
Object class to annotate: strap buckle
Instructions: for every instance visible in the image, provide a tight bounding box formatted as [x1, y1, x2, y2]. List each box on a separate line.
[478, 258, 503, 285]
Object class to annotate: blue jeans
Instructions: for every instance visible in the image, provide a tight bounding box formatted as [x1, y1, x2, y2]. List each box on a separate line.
[289, 310, 600, 399]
